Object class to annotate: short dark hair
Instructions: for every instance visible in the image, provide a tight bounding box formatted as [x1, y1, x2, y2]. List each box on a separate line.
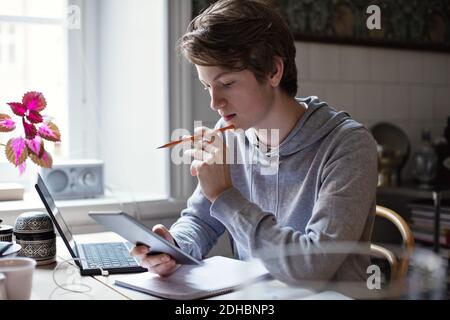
[177, 0, 298, 97]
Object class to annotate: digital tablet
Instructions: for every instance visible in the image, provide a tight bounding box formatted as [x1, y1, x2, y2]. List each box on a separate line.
[89, 211, 202, 265]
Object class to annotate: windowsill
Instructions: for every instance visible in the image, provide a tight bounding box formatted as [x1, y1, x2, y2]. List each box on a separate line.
[0, 190, 186, 229]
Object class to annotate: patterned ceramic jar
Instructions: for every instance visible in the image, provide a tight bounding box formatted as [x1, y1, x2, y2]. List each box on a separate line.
[14, 212, 56, 265]
[0, 223, 13, 242]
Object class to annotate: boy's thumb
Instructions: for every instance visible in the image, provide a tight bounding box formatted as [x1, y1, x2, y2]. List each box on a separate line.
[152, 224, 174, 243]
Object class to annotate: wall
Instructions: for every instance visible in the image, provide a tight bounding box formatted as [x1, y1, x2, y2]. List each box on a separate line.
[192, 42, 450, 181]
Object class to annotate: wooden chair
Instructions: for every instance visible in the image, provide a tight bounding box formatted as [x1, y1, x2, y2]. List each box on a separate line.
[370, 205, 415, 295]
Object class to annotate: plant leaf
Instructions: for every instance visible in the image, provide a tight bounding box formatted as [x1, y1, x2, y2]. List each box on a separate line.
[22, 118, 37, 139]
[26, 110, 43, 124]
[22, 91, 46, 112]
[30, 150, 53, 168]
[38, 122, 61, 141]
[18, 162, 26, 175]
[26, 136, 43, 156]
[0, 114, 16, 132]
[7, 102, 26, 116]
[5, 137, 28, 166]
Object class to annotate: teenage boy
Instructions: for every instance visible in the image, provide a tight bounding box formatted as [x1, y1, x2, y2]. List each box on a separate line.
[131, 0, 377, 285]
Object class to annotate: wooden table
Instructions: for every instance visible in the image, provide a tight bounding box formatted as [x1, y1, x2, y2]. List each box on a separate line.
[31, 232, 351, 300]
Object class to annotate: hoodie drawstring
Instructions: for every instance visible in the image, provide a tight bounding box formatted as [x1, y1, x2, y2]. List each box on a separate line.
[248, 131, 280, 217]
[250, 146, 255, 203]
[275, 157, 280, 218]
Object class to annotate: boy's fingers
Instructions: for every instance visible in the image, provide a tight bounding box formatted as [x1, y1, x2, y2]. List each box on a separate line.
[190, 159, 204, 176]
[152, 224, 174, 243]
[184, 149, 214, 163]
[129, 245, 149, 257]
[202, 142, 218, 155]
[141, 254, 171, 268]
[193, 126, 214, 140]
[149, 259, 178, 276]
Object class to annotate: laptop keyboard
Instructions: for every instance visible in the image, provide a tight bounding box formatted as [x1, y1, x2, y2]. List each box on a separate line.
[81, 242, 139, 269]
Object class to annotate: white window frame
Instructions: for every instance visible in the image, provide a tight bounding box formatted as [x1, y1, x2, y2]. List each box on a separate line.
[0, 0, 196, 231]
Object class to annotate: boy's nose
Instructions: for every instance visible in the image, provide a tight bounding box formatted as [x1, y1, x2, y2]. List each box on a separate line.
[210, 91, 226, 111]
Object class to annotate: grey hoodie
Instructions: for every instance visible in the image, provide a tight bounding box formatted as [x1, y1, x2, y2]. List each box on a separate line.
[170, 96, 378, 285]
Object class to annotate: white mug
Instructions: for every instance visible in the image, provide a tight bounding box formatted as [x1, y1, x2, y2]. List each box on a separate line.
[0, 273, 7, 299]
[0, 257, 36, 299]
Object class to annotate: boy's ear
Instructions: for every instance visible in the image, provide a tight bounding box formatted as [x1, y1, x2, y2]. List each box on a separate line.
[268, 56, 284, 88]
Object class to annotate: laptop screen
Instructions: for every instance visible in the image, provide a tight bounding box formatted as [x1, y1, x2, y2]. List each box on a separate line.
[35, 174, 77, 259]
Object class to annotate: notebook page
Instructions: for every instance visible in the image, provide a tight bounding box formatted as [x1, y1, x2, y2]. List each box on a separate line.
[115, 256, 270, 300]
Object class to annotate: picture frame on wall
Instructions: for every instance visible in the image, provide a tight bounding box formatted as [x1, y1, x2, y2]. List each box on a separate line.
[192, 0, 450, 52]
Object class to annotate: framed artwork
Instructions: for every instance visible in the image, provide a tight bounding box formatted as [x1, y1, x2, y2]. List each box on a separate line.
[192, 0, 450, 52]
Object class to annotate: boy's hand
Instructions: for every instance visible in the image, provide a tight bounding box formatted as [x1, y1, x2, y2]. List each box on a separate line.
[184, 126, 233, 202]
[129, 224, 179, 277]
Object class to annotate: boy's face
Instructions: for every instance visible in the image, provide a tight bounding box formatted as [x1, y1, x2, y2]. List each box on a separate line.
[196, 65, 275, 130]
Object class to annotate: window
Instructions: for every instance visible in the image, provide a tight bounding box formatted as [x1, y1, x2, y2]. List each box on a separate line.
[0, 0, 196, 231]
[0, 0, 174, 204]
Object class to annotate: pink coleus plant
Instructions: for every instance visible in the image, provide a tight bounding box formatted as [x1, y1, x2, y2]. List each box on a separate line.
[0, 91, 61, 175]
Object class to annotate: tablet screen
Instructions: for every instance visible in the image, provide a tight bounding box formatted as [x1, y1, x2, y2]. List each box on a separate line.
[89, 212, 202, 265]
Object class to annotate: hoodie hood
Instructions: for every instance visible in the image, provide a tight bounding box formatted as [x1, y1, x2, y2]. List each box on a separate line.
[245, 96, 358, 157]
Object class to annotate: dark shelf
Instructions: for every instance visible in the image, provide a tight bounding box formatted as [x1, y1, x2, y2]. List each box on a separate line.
[377, 184, 450, 253]
[378, 184, 450, 199]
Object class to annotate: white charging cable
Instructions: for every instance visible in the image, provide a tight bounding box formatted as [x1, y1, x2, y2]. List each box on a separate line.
[52, 257, 109, 294]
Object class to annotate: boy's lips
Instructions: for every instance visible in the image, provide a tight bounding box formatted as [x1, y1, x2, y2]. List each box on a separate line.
[223, 114, 236, 121]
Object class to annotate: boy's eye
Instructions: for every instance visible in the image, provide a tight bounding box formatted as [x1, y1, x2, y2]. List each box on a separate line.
[223, 81, 234, 87]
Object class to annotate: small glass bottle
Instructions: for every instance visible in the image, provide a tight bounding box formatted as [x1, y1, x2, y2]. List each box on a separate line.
[412, 129, 438, 188]
[0, 273, 8, 300]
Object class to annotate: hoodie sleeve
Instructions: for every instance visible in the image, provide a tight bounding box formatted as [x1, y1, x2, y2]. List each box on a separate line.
[169, 119, 229, 259]
[209, 128, 378, 285]
[169, 184, 226, 260]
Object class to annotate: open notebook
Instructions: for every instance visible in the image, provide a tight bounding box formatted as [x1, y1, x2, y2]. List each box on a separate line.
[114, 256, 271, 300]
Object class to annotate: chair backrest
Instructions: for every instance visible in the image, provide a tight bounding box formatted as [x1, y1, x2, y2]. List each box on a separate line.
[370, 205, 414, 295]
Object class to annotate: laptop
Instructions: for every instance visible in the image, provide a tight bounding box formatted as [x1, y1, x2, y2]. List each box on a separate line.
[35, 174, 146, 276]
